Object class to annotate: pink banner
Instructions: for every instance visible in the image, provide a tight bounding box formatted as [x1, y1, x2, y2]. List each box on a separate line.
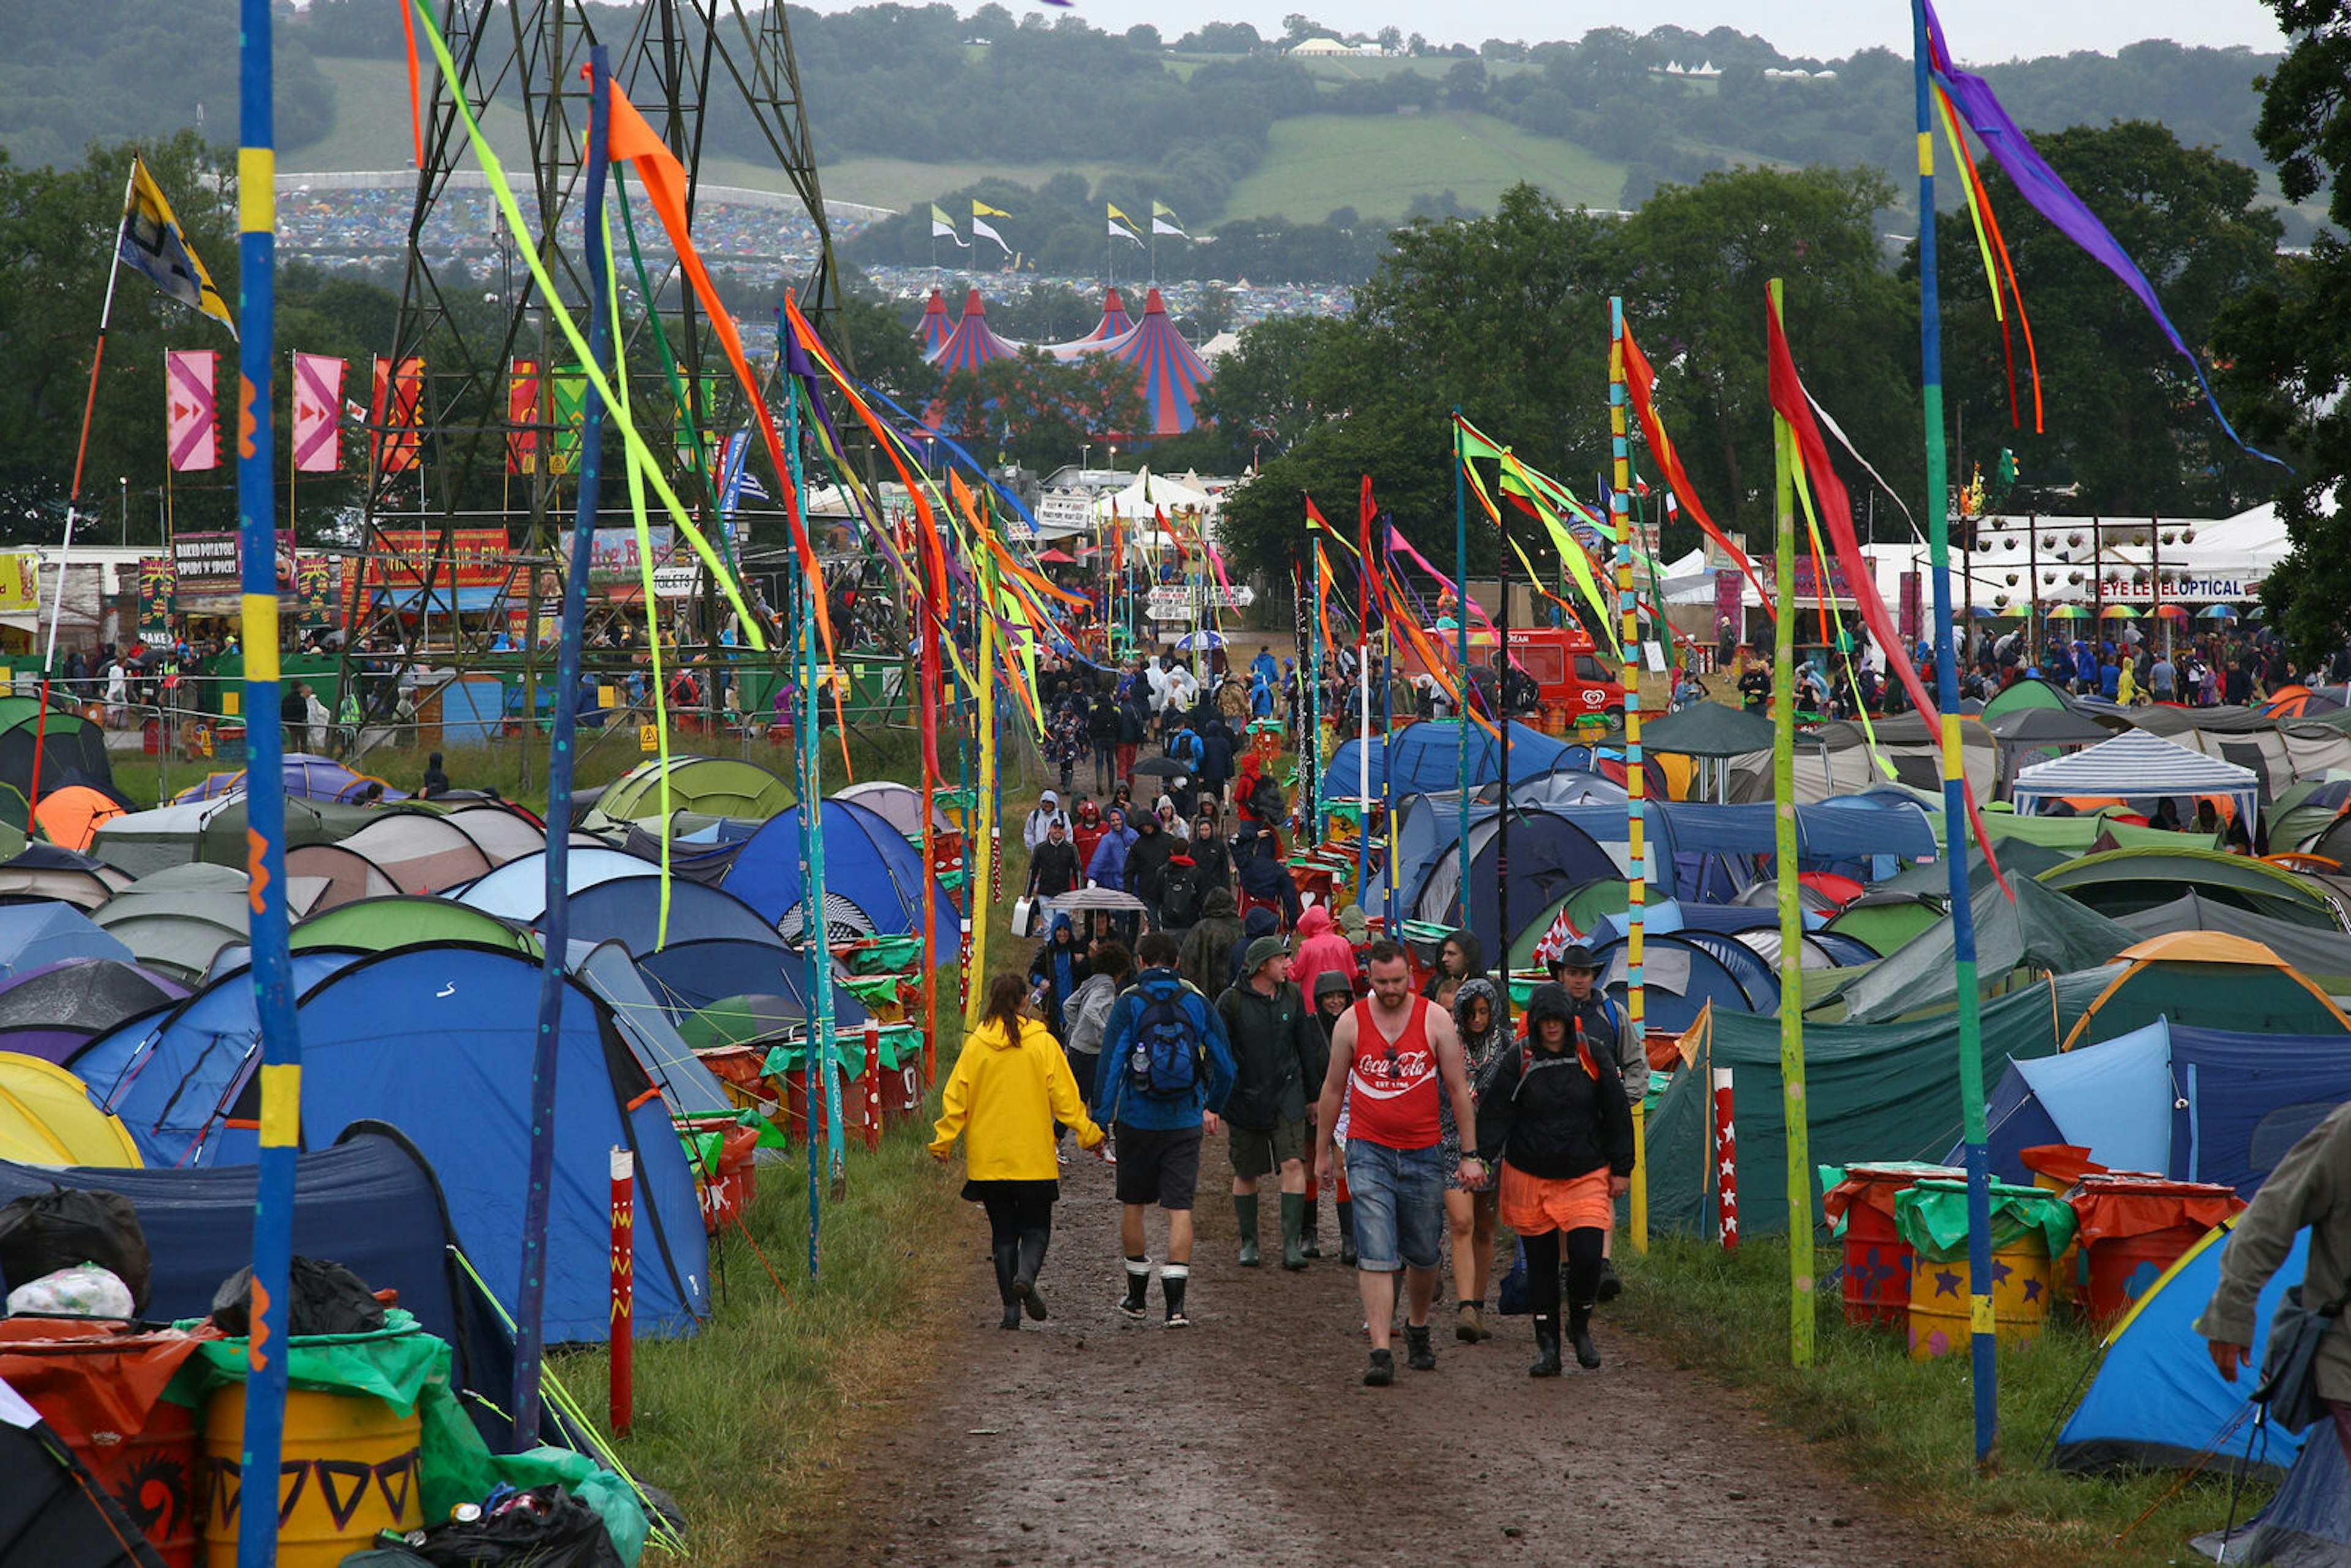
[166, 350, 216, 471]
[292, 352, 344, 473]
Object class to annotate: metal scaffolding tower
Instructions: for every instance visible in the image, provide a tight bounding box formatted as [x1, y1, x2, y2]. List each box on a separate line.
[338, 0, 846, 751]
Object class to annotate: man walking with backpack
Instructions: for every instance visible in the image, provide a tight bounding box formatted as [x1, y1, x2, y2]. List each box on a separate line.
[1095, 931, 1235, 1327]
[1217, 936, 1327, 1270]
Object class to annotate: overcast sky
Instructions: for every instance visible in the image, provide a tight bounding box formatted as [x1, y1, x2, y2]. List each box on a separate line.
[872, 0, 2289, 63]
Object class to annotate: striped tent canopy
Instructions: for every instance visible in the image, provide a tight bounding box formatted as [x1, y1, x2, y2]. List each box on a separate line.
[1045, 286, 1136, 359]
[917, 287, 954, 358]
[929, 287, 1020, 375]
[1108, 287, 1210, 435]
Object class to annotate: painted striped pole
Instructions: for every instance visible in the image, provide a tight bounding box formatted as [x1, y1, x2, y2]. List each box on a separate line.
[609, 1147, 634, 1436]
[1914, 0, 2000, 1461]
[515, 42, 613, 1445]
[1767, 278, 1815, 1369]
[234, 0, 307, 1555]
[1452, 412, 1473, 953]
[1608, 299, 1648, 1255]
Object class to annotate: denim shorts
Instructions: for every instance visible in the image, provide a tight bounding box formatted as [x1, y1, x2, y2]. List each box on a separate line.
[1343, 1139, 1447, 1273]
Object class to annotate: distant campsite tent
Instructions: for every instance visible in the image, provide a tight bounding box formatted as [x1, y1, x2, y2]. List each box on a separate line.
[91, 864, 255, 978]
[569, 939, 732, 1115]
[31, 784, 129, 852]
[834, 779, 956, 839]
[91, 796, 377, 880]
[583, 755, 790, 834]
[2039, 846, 2343, 927]
[453, 846, 659, 924]
[293, 895, 538, 956]
[1106, 287, 1211, 435]
[0, 697, 113, 803]
[1979, 676, 2083, 722]
[282, 841, 400, 910]
[725, 798, 958, 950]
[1412, 809, 1620, 951]
[2117, 889, 2351, 988]
[1826, 893, 1945, 956]
[636, 938, 870, 1032]
[337, 811, 498, 893]
[2058, 932, 2351, 1049]
[438, 803, 551, 867]
[0, 1053, 141, 1166]
[0, 1125, 530, 1452]
[94, 945, 710, 1340]
[0, 845, 129, 909]
[1591, 932, 1773, 1032]
[2011, 729, 2260, 822]
[928, 287, 1019, 375]
[2053, 1221, 2308, 1474]
[1640, 702, 1778, 758]
[1329, 720, 1573, 799]
[0, 904, 133, 976]
[1979, 1018, 2351, 1198]
[1646, 980, 2067, 1237]
[1829, 872, 2135, 1025]
[173, 754, 402, 805]
[0, 959, 186, 1063]
[564, 876, 782, 956]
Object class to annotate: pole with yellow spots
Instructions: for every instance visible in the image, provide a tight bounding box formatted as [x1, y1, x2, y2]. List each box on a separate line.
[234, 0, 307, 1557]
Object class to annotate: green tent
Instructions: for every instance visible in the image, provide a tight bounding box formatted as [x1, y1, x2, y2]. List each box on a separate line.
[2041, 846, 2340, 927]
[1830, 871, 2136, 1024]
[1646, 980, 2066, 1239]
[1979, 677, 2077, 723]
[2117, 890, 2351, 988]
[1639, 702, 1779, 758]
[1823, 893, 1945, 956]
[582, 756, 789, 832]
[2266, 778, 2349, 855]
[292, 895, 540, 956]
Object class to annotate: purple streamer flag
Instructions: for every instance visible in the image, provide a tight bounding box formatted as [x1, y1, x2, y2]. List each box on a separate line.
[1922, 0, 2282, 467]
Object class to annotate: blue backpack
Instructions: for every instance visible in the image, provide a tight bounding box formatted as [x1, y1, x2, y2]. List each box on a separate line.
[1125, 990, 1205, 1102]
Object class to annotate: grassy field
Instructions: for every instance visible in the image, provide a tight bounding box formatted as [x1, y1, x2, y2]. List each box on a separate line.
[1220, 111, 1631, 222]
[278, 59, 1633, 225]
[1620, 1236, 2273, 1568]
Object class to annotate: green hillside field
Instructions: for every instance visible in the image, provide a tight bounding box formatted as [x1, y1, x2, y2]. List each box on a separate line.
[283, 59, 1633, 225]
[1221, 111, 1630, 221]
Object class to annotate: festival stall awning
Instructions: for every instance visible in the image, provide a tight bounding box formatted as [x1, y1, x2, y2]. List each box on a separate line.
[2010, 728, 2259, 820]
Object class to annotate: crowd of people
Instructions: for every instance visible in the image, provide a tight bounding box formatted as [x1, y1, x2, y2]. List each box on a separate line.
[935, 665, 1648, 1381]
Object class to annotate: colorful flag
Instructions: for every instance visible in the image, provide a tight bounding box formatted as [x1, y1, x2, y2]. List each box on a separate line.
[929, 204, 969, 246]
[549, 371, 586, 477]
[506, 358, 539, 475]
[1531, 903, 1582, 967]
[291, 352, 343, 473]
[371, 356, 424, 476]
[972, 199, 1011, 218]
[1150, 200, 1188, 238]
[119, 157, 235, 334]
[165, 349, 217, 471]
[1108, 204, 1144, 245]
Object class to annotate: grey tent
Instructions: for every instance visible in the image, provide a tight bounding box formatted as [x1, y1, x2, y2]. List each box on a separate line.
[1640, 702, 1779, 757]
[2118, 889, 2351, 989]
[1829, 869, 2136, 1024]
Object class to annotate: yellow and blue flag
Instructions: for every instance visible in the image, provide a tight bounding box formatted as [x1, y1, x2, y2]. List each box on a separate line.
[119, 157, 235, 334]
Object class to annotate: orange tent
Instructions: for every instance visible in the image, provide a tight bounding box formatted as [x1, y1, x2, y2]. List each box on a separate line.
[32, 785, 127, 852]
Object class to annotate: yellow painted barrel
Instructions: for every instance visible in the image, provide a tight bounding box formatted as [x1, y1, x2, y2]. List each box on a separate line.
[1906, 1241, 2053, 1359]
[202, 1386, 422, 1566]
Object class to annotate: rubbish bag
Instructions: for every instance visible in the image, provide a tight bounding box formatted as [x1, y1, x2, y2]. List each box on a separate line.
[211, 1256, 386, 1338]
[386, 1485, 626, 1567]
[6, 1263, 136, 1319]
[0, 1187, 151, 1315]
[1497, 1239, 1529, 1316]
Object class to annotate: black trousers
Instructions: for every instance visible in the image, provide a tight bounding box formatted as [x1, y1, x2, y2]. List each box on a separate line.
[1521, 1226, 1604, 1318]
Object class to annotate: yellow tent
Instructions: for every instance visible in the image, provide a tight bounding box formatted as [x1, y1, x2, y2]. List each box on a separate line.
[0, 1054, 142, 1166]
[2061, 931, 2351, 1051]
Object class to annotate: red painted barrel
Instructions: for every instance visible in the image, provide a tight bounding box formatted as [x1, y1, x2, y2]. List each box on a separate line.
[1841, 1206, 1910, 1326]
[2084, 1222, 2209, 1327]
[0, 1320, 212, 1567]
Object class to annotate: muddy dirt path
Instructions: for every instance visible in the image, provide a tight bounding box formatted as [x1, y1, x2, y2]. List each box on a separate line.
[769, 1143, 1947, 1568]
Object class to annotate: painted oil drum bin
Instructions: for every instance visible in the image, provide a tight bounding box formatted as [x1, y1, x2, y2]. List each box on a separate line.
[1818, 1162, 1965, 1328]
[202, 1383, 422, 1566]
[1897, 1177, 2078, 1360]
[2067, 1174, 2244, 1329]
[678, 1115, 763, 1234]
[0, 1319, 214, 1567]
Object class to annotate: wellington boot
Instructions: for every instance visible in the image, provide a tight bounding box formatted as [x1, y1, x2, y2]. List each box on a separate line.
[1279, 1192, 1308, 1270]
[1013, 1229, 1050, 1321]
[1336, 1199, 1358, 1267]
[1234, 1193, 1262, 1267]
[992, 1240, 1021, 1330]
[1299, 1195, 1322, 1258]
[1569, 1303, 1601, 1369]
[1529, 1316, 1562, 1377]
